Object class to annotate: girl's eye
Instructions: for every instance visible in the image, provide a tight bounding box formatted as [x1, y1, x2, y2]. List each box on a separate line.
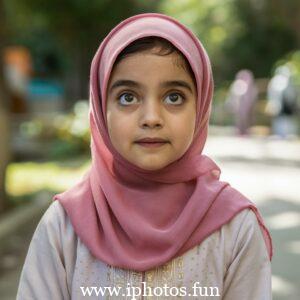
[165, 92, 185, 105]
[117, 93, 138, 106]
[117, 92, 185, 106]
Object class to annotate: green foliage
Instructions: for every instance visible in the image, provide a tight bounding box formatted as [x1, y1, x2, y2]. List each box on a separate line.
[3, 0, 160, 94]
[19, 100, 91, 159]
[3, 0, 300, 88]
[273, 50, 300, 85]
[49, 101, 91, 159]
[222, 0, 297, 79]
[160, 0, 299, 82]
[6, 158, 90, 197]
[159, 0, 241, 78]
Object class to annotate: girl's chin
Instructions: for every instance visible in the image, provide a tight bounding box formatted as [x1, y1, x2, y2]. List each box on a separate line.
[132, 159, 175, 171]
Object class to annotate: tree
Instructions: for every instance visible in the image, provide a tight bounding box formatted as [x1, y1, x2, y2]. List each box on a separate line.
[4, 0, 160, 102]
[159, 0, 299, 82]
[0, 0, 12, 213]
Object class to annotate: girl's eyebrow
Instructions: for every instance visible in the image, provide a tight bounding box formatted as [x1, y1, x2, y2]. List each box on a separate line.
[109, 79, 194, 94]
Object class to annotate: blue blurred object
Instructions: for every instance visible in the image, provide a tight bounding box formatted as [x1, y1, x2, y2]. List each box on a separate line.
[28, 79, 63, 99]
[27, 79, 65, 114]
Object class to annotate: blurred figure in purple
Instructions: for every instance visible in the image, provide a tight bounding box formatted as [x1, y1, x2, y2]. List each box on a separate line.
[265, 65, 299, 138]
[225, 69, 258, 135]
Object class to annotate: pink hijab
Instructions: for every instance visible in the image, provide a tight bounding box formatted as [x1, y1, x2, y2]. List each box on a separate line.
[53, 13, 272, 272]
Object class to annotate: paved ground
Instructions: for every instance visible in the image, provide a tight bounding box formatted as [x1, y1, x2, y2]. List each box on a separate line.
[1, 127, 299, 299]
[204, 129, 300, 300]
[0, 213, 42, 299]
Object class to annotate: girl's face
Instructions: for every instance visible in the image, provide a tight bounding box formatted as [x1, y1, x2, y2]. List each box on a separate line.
[106, 49, 197, 171]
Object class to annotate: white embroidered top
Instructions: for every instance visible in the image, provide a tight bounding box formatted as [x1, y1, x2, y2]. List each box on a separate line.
[16, 200, 272, 299]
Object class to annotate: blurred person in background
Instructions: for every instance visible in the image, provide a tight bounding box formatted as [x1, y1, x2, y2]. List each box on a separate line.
[266, 65, 299, 138]
[3, 47, 31, 114]
[225, 69, 258, 136]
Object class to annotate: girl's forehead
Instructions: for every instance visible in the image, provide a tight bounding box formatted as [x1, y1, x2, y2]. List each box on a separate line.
[108, 51, 195, 87]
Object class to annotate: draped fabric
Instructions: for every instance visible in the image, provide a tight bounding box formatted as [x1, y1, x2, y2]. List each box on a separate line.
[53, 13, 272, 272]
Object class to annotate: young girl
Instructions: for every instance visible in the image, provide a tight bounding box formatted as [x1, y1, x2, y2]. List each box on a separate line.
[16, 13, 272, 299]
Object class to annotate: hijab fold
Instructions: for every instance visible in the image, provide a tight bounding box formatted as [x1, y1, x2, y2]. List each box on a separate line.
[53, 13, 272, 272]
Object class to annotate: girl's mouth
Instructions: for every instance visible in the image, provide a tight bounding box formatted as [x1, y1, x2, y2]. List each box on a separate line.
[135, 141, 168, 148]
[134, 137, 169, 148]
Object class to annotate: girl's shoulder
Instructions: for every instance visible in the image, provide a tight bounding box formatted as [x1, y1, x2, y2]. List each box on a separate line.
[221, 207, 265, 245]
[33, 200, 78, 252]
[17, 200, 78, 298]
[40, 200, 70, 227]
[225, 207, 260, 236]
[37, 200, 70, 232]
[220, 207, 270, 264]
[40, 200, 67, 224]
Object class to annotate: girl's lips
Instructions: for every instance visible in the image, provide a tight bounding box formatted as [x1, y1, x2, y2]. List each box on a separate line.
[135, 137, 168, 143]
[135, 141, 168, 148]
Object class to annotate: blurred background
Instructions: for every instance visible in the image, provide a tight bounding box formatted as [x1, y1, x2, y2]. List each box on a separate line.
[0, 0, 299, 299]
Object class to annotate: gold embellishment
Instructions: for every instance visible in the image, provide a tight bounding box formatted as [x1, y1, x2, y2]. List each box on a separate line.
[106, 255, 185, 299]
[106, 265, 143, 299]
[144, 256, 184, 299]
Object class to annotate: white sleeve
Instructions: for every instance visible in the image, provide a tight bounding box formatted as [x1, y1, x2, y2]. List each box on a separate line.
[222, 209, 272, 300]
[16, 201, 71, 300]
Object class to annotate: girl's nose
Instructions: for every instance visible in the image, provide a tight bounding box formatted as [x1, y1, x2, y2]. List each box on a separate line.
[139, 98, 164, 129]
